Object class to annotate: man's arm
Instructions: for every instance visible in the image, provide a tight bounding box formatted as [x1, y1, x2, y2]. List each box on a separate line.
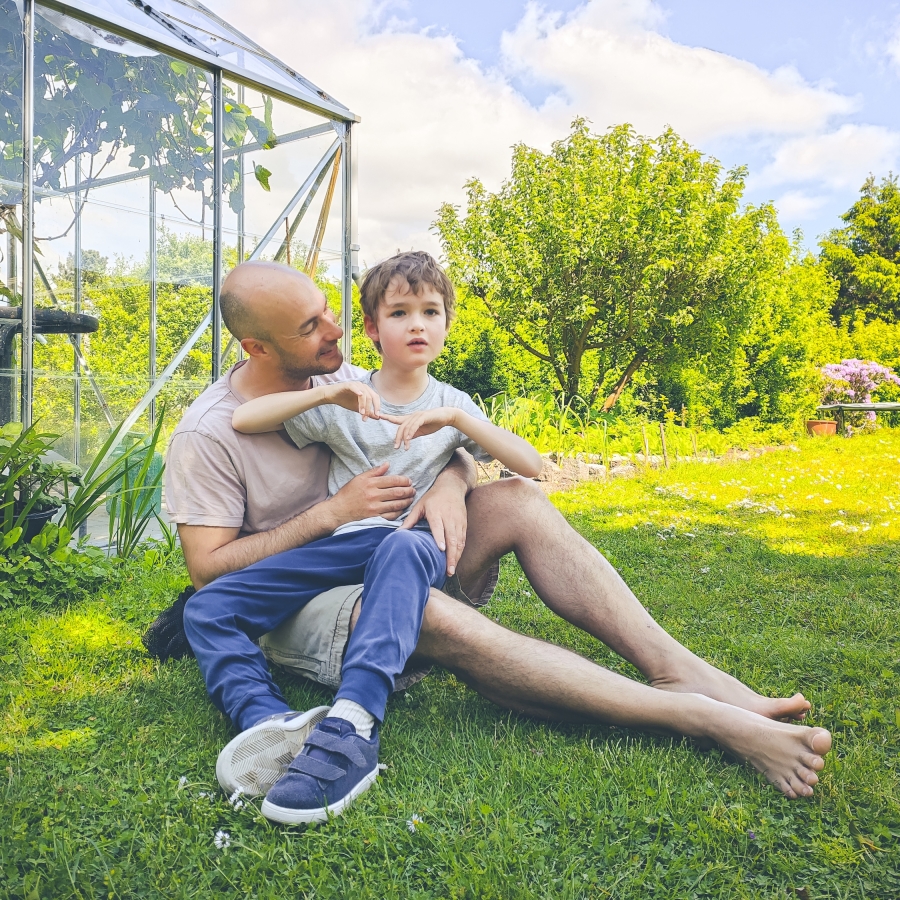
[400, 449, 476, 576]
[180, 462, 415, 588]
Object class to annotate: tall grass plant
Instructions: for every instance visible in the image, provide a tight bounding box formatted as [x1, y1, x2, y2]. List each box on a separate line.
[477, 391, 796, 462]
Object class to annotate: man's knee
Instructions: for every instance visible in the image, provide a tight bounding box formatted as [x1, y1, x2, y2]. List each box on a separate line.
[470, 474, 547, 511]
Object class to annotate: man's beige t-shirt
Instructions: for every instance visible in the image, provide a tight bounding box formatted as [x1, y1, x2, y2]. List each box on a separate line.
[164, 360, 365, 536]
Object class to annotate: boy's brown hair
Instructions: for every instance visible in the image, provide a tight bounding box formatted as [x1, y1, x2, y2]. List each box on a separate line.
[359, 251, 457, 325]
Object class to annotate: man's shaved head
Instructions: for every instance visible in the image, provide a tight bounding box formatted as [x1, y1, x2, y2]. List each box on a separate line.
[221, 261, 318, 342]
[221, 261, 344, 383]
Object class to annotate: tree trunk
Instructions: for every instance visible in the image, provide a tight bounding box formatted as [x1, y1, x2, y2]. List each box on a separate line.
[601, 349, 647, 412]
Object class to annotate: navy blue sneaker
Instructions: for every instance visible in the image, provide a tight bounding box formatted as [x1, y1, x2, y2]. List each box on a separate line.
[260, 717, 380, 824]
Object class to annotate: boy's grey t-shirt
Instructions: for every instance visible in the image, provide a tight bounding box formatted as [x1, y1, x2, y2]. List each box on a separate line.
[284, 373, 493, 535]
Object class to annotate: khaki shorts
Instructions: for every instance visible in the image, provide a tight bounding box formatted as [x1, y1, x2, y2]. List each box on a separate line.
[257, 560, 500, 692]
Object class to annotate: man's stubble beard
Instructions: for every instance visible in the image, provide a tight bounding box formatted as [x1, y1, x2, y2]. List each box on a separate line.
[273, 341, 344, 382]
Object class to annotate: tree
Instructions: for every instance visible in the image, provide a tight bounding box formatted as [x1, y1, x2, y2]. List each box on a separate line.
[435, 120, 784, 407]
[654, 252, 838, 427]
[819, 174, 900, 324]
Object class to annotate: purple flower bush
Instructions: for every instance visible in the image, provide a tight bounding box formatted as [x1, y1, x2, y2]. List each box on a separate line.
[821, 359, 900, 427]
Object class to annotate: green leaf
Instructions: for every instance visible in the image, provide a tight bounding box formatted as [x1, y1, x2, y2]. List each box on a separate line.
[254, 163, 272, 192]
[2, 527, 22, 548]
[169, 60, 190, 75]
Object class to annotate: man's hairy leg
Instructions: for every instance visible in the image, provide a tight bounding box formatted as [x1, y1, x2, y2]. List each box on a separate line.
[450, 477, 810, 722]
[407, 592, 830, 800]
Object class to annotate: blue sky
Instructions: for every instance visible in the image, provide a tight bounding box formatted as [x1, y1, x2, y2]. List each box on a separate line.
[388, 0, 900, 244]
[218, 0, 900, 259]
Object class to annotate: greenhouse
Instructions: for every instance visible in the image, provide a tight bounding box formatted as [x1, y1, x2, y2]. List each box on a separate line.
[0, 0, 359, 466]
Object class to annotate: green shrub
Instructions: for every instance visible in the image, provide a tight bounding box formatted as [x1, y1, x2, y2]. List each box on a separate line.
[0, 523, 111, 610]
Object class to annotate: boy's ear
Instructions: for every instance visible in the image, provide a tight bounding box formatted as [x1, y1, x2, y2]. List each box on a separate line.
[363, 314, 379, 343]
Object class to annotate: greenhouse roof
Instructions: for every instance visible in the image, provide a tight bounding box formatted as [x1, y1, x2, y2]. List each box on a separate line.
[39, 0, 357, 121]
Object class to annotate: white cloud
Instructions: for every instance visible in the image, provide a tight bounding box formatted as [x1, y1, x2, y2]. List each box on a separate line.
[771, 190, 828, 222]
[206, 0, 869, 260]
[500, 0, 856, 143]
[754, 124, 900, 191]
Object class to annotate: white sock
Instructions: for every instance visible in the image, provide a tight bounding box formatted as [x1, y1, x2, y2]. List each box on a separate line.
[330, 699, 375, 739]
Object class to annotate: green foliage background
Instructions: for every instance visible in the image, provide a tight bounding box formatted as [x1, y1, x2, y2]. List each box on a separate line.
[17, 119, 900, 455]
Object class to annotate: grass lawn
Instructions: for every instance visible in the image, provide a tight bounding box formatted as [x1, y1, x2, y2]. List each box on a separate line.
[2, 431, 899, 899]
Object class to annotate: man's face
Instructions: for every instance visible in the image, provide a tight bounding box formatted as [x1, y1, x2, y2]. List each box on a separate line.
[268, 285, 345, 380]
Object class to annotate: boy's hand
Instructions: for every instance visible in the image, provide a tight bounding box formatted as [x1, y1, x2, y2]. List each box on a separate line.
[321, 382, 381, 421]
[380, 407, 458, 451]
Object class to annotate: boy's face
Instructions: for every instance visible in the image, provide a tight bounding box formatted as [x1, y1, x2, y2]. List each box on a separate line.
[364, 276, 448, 370]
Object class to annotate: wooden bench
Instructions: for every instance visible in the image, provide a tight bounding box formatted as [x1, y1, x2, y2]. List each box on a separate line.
[816, 402, 900, 433]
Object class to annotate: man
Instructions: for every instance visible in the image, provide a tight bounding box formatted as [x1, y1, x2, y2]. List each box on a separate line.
[165, 260, 831, 803]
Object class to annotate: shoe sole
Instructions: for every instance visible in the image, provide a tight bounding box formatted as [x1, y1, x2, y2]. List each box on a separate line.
[216, 706, 331, 798]
[259, 766, 379, 824]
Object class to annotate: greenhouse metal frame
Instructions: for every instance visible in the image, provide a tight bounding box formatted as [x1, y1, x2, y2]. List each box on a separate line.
[3, 0, 359, 459]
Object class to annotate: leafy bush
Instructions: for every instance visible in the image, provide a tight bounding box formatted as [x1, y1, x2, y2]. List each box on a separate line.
[0, 423, 80, 536]
[0, 524, 111, 610]
[477, 391, 793, 460]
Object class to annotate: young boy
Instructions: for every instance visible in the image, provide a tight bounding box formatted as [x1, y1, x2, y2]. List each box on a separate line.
[225, 251, 541, 824]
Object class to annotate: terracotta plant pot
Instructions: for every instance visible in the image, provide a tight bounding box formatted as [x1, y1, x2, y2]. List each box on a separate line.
[806, 419, 837, 437]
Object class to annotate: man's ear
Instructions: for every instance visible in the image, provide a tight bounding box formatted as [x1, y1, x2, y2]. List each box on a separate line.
[239, 336, 269, 359]
[363, 314, 379, 343]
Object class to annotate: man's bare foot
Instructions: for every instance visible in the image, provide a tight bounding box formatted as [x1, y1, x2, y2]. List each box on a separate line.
[651, 658, 811, 722]
[699, 696, 832, 798]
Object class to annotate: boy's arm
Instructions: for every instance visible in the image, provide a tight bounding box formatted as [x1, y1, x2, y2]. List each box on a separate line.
[385, 408, 543, 478]
[232, 382, 382, 434]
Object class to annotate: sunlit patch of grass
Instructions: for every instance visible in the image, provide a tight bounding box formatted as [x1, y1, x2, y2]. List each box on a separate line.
[0, 586, 171, 755]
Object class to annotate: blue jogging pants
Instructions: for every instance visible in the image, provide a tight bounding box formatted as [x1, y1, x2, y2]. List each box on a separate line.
[183, 527, 445, 732]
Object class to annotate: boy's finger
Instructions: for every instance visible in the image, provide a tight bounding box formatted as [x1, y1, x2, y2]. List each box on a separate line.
[399, 502, 424, 530]
[429, 514, 446, 552]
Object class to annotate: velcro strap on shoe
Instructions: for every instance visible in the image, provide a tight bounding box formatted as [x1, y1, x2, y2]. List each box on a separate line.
[288, 755, 345, 781]
[303, 730, 368, 767]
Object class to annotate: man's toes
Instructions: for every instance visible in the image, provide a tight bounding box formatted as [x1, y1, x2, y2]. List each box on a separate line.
[800, 752, 826, 773]
[797, 766, 819, 787]
[781, 772, 813, 797]
[771, 775, 797, 799]
[796, 778, 815, 797]
[810, 729, 832, 756]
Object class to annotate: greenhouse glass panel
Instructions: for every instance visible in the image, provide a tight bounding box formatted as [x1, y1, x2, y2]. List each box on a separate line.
[27, 6, 220, 460]
[2, 0, 356, 468]
[0, 0, 25, 428]
[219, 78, 344, 362]
[47, 0, 353, 119]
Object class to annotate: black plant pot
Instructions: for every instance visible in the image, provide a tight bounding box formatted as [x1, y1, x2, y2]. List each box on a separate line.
[22, 506, 61, 542]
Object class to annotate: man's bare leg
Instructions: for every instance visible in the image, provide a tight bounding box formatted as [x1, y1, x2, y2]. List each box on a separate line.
[409, 592, 830, 799]
[453, 477, 810, 722]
